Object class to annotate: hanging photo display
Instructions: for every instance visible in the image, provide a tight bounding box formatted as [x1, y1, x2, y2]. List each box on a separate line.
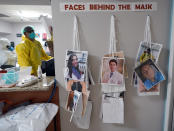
[100, 15, 125, 124]
[133, 42, 162, 88]
[133, 42, 163, 95]
[63, 16, 93, 127]
[135, 59, 165, 91]
[64, 49, 89, 116]
[101, 57, 124, 86]
[132, 15, 166, 96]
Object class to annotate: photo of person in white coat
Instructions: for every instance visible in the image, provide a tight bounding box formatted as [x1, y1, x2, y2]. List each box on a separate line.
[102, 58, 124, 85]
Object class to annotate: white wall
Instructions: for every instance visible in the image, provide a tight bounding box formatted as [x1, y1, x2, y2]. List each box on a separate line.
[0, 21, 47, 46]
[0, 21, 13, 44]
[0, 33, 12, 42]
[0, 20, 12, 34]
[52, 0, 171, 131]
[0, 0, 50, 5]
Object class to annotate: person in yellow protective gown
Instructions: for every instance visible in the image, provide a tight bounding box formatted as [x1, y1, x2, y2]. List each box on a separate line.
[140, 48, 155, 63]
[15, 26, 52, 76]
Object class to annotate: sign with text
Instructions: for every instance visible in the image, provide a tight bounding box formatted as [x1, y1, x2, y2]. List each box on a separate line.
[60, 2, 157, 12]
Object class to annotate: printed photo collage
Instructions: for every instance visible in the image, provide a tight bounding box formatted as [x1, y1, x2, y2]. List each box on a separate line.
[133, 41, 165, 96]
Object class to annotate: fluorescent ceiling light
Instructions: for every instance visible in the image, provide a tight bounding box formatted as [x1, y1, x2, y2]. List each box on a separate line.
[17, 11, 40, 18]
[17, 11, 52, 19]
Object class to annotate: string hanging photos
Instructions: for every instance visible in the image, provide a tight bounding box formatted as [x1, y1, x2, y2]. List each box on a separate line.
[134, 15, 164, 96]
[101, 15, 126, 124]
[63, 16, 93, 129]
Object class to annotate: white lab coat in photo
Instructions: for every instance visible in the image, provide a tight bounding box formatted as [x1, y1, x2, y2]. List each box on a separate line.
[102, 71, 123, 85]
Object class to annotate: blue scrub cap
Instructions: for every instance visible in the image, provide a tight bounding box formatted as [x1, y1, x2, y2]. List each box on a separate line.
[22, 26, 34, 34]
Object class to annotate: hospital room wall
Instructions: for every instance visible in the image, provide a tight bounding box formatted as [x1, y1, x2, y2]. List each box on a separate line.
[0, 21, 47, 46]
[52, 0, 171, 131]
[0, 20, 12, 40]
[10, 22, 46, 46]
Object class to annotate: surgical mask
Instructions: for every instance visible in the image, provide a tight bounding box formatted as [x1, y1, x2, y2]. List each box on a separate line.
[29, 32, 35, 39]
[2, 70, 18, 85]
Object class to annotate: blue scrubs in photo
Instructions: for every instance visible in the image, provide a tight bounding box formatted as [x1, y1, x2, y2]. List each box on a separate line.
[144, 71, 165, 90]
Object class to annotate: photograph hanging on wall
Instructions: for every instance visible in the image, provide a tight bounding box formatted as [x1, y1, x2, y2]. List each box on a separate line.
[135, 59, 165, 91]
[66, 90, 81, 113]
[136, 41, 162, 65]
[42, 33, 47, 41]
[65, 82, 89, 116]
[64, 50, 89, 117]
[137, 78, 160, 96]
[101, 57, 124, 86]
[104, 51, 128, 78]
[64, 50, 88, 82]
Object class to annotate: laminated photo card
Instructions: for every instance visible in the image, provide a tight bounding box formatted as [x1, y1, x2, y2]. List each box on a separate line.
[66, 90, 81, 113]
[136, 41, 162, 66]
[64, 50, 88, 82]
[133, 41, 162, 90]
[66, 90, 81, 121]
[137, 78, 160, 96]
[101, 57, 124, 85]
[135, 59, 165, 91]
[64, 50, 90, 117]
[132, 72, 160, 96]
[132, 15, 165, 96]
[101, 57, 125, 93]
[104, 51, 128, 78]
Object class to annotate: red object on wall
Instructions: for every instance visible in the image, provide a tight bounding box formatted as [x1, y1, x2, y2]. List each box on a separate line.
[42, 33, 47, 41]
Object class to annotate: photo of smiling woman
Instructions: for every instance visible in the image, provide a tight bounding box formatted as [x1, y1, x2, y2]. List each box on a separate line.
[67, 54, 84, 81]
[65, 50, 88, 81]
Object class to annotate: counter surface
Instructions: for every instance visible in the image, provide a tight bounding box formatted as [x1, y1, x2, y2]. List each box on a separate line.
[0, 76, 54, 92]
